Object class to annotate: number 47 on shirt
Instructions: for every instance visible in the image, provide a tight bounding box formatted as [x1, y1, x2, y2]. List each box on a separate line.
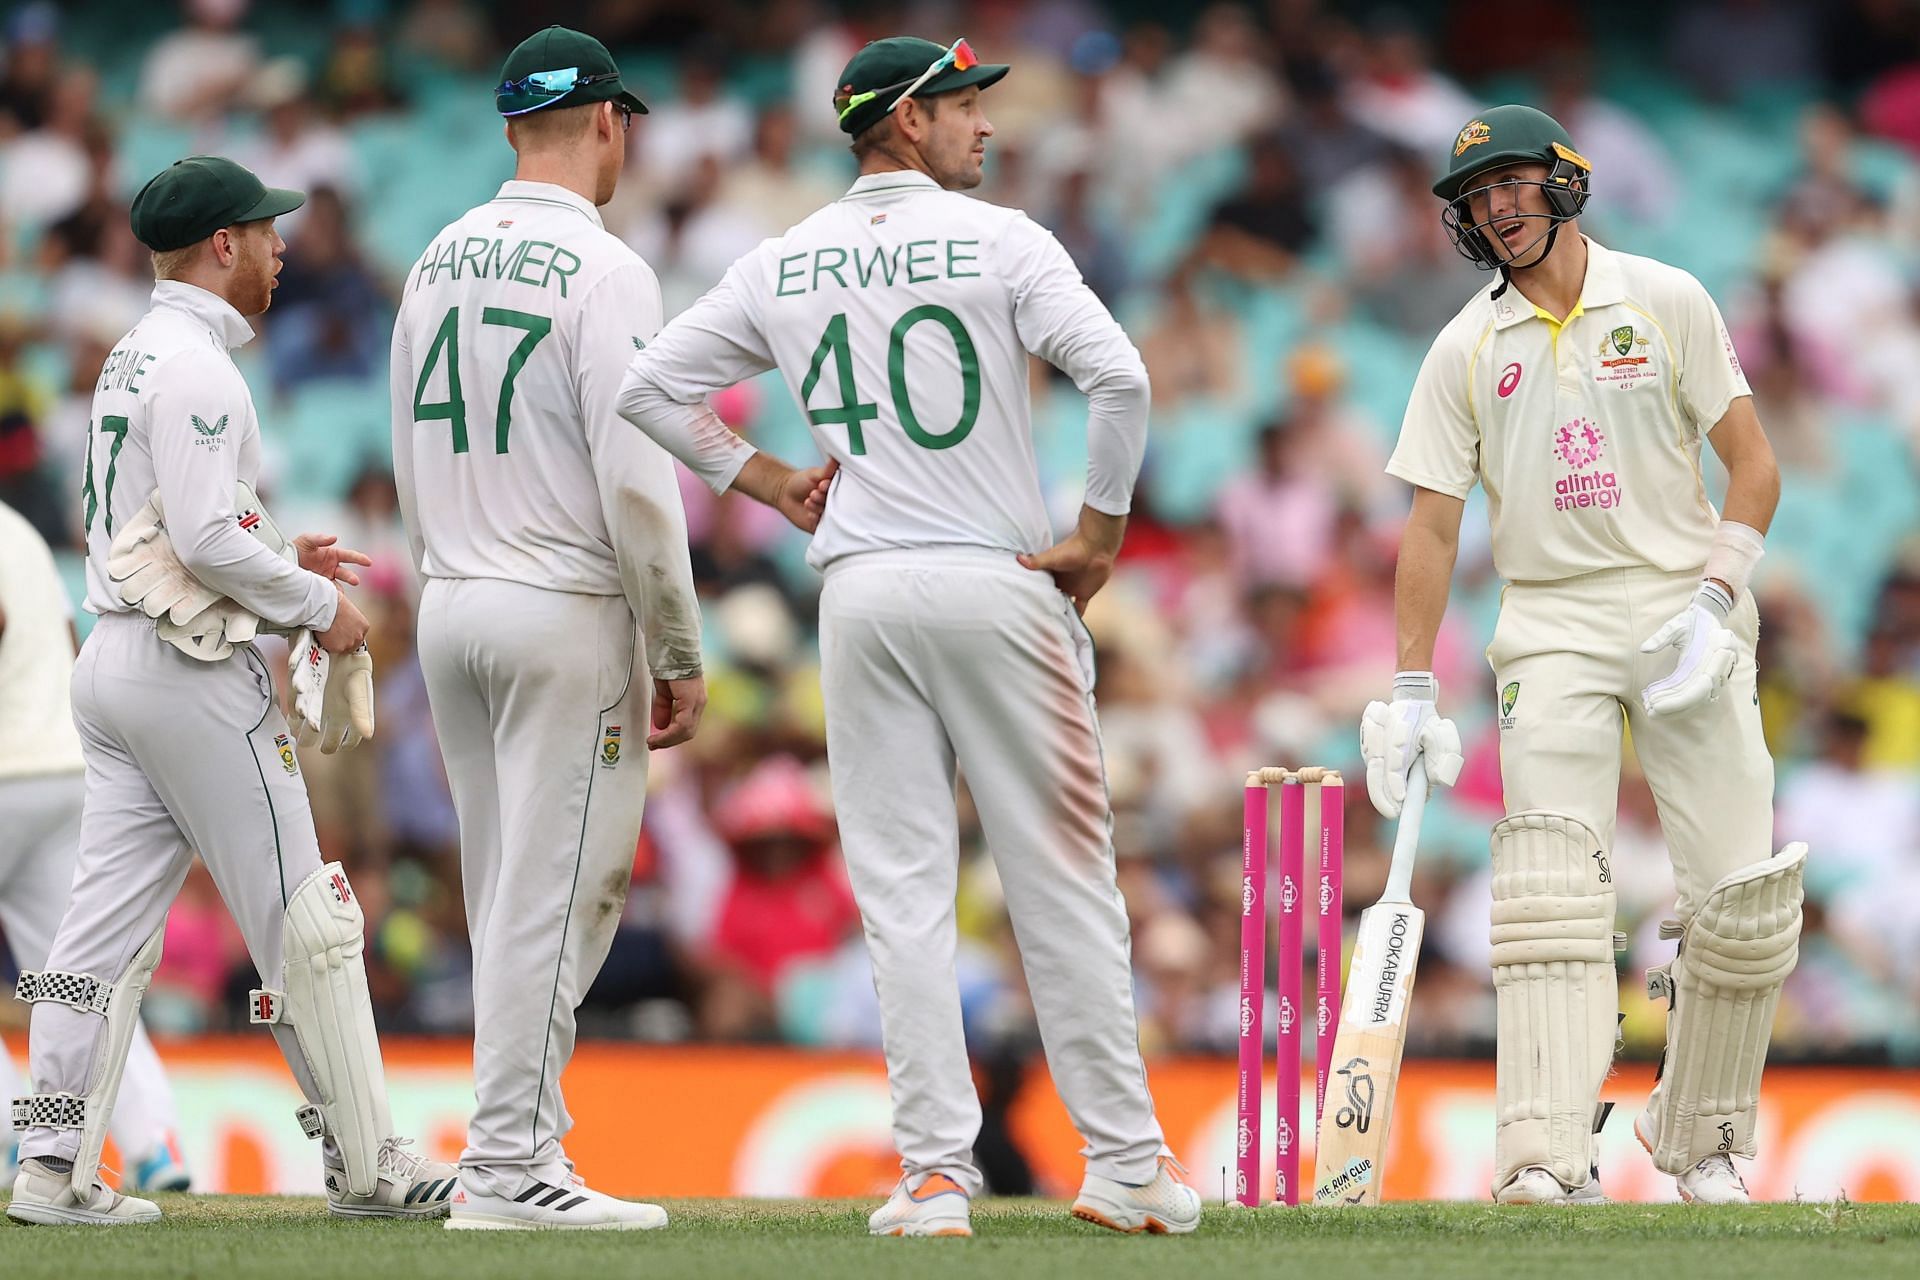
[411, 304, 552, 455]
[803, 306, 980, 454]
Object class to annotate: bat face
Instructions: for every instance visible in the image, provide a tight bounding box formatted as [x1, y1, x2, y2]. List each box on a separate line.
[1312, 901, 1425, 1206]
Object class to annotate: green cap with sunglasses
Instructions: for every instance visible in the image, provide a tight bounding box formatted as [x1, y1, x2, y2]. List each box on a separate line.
[496, 25, 647, 119]
[834, 37, 1009, 136]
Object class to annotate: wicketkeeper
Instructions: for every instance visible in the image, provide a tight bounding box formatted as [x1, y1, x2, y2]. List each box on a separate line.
[9, 156, 455, 1226]
[1362, 105, 1803, 1205]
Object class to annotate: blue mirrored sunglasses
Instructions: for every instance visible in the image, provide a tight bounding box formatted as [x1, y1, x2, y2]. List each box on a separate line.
[496, 66, 622, 116]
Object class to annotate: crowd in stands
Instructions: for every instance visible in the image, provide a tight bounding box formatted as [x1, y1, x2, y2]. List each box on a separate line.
[1, 0, 1917, 1066]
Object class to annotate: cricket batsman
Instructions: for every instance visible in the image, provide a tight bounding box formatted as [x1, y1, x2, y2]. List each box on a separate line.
[1360, 104, 1803, 1205]
[10, 156, 456, 1225]
[616, 36, 1200, 1238]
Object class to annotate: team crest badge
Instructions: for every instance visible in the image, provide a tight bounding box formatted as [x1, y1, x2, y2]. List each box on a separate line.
[1499, 682, 1521, 729]
[1454, 119, 1491, 157]
[274, 733, 298, 775]
[1610, 325, 1635, 356]
[601, 725, 622, 769]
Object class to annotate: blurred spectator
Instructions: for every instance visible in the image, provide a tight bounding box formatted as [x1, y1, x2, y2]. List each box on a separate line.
[1840, 625, 1920, 767]
[1044, 168, 1128, 304]
[697, 757, 858, 1038]
[0, 2, 61, 132]
[0, 66, 98, 231]
[1160, 5, 1285, 155]
[0, 314, 61, 543]
[320, 24, 401, 118]
[231, 59, 360, 230]
[1541, 52, 1679, 230]
[1198, 132, 1315, 281]
[1216, 418, 1338, 590]
[1821, 0, 1920, 97]
[717, 105, 845, 237]
[1343, 17, 1476, 153]
[1286, 63, 1391, 195]
[1669, 0, 1818, 102]
[262, 186, 386, 388]
[639, 47, 753, 192]
[1327, 143, 1482, 334]
[139, 0, 262, 125]
[623, 155, 766, 316]
[396, 0, 494, 74]
[1136, 264, 1245, 411]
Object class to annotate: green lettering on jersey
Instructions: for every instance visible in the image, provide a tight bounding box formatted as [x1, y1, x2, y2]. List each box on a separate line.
[458, 236, 492, 280]
[426, 237, 459, 284]
[852, 244, 899, 288]
[544, 246, 582, 297]
[813, 246, 849, 291]
[947, 239, 979, 278]
[775, 253, 807, 297]
[512, 240, 552, 286]
[903, 239, 938, 283]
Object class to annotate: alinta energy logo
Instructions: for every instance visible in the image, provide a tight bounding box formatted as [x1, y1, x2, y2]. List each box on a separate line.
[1552, 417, 1622, 511]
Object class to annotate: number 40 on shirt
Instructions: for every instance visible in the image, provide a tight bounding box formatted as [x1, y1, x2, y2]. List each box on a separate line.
[802, 305, 981, 455]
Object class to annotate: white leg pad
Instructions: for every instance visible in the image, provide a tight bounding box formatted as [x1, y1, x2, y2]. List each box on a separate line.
[1638, 843, 1805, 1174]
[251, 863, 392, 1197]
[1488, 811, 1619, 1195]
[10, 922, 165, 1198]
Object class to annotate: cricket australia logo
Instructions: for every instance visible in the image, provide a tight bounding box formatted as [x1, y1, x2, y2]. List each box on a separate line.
[1499, 681, 1521, 730]
[1594, 325, 1656, 388]
[191, 413, 229, 450]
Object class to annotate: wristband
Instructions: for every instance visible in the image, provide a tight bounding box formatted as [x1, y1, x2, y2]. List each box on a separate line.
[1703, 520, 1765, 598]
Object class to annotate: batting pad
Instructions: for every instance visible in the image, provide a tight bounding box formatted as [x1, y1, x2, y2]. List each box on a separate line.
[1639, 843, 1805, 1174]
[1488, 811, 1618, 1194]
[10, 922, 164, 1198]
[251, 863, 393, 1198]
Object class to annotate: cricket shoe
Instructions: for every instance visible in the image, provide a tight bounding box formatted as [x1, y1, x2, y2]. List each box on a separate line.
[324, 1137, 459, 1218]
[1495, 1166, 1607, 1205]
[124, 1134, 192, 1193]
[7, 1156, 162, 1225]
[868, 1174, 973, 1237]
[446, 1175, 668, 1231]
[1673, 1154, 1749, 1205]
[1071, 1155, 1202, 1234]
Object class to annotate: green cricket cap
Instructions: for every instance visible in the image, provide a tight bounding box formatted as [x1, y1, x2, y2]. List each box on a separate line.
[129, 156, 305, 252]
[496, 26, 646, 118]
[1433, 103, 1589, 201]
[834, 36, 1009, 137]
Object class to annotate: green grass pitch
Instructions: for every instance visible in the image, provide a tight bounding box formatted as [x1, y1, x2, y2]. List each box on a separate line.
[3, 1195, 1916, 1279]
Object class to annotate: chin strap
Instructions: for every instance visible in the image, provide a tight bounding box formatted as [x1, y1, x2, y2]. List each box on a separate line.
[1490, 221, 1564, 301]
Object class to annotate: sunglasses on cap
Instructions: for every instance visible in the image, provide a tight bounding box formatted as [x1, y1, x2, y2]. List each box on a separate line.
[497, 66, 629, 123]
[836, 37, 979, 124]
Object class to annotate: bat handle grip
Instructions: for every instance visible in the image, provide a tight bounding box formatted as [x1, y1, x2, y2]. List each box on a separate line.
[1383, 758, 1427, 903]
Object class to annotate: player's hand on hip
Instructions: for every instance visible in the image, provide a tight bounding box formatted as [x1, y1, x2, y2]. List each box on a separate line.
[648, 674, 706, 749]
[1018, 508, 1126, 615]
[1360, 671, 1463, 819]
[775, 459, 838, 534]
[316, 586, 370, 653]
[1638, 583, 1739, 717]
[294, 533, 373, 586]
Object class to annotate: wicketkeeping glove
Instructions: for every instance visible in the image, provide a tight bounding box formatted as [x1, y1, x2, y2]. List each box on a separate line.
[1638, 583, 1739, 717]
[288, 630, 375, 753]
[106, 493, 222, 626]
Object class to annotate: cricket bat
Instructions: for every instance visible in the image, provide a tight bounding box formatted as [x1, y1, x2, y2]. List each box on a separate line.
[1312, 759, 1428, 1207]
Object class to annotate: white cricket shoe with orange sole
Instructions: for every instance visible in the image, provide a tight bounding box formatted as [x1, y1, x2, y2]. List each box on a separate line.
[1071, 1156, 1202, 1234]
[868, 1173, 972, 1237]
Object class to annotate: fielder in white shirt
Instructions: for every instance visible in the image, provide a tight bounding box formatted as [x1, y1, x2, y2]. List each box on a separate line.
[11, 156, 454, 1227]
[0, 502, 189, 1196]
[617, 35, 1201, 1238]
[1360, 105, 1799, 1206]
[389, 27, 788, 1232]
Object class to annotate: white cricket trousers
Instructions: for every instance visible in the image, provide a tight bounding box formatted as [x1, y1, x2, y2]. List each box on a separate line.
[21, 612, 329, 1162]
[819, 548, 1165, 1194]
[0, 770, 180, 1161]
[1489, 565, 1774, 916]
[416, 577, 649, 1192]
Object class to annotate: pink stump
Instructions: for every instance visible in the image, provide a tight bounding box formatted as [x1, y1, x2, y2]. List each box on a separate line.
[1316, 776, 1345, 1132]
[1275, 778, 1305, 1205]
[1234, 779, 1268, 1206]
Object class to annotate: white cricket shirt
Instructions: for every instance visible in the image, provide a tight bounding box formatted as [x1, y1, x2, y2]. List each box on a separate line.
[390, 180, 702, 678]
[1388, 237, 1751, 583]
[80, 281, 338, 630]
[615, 169, 1150, 569]
[0, 502, 83, 778]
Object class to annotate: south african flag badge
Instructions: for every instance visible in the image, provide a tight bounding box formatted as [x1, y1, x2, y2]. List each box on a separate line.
[601, 725, 622, 769]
